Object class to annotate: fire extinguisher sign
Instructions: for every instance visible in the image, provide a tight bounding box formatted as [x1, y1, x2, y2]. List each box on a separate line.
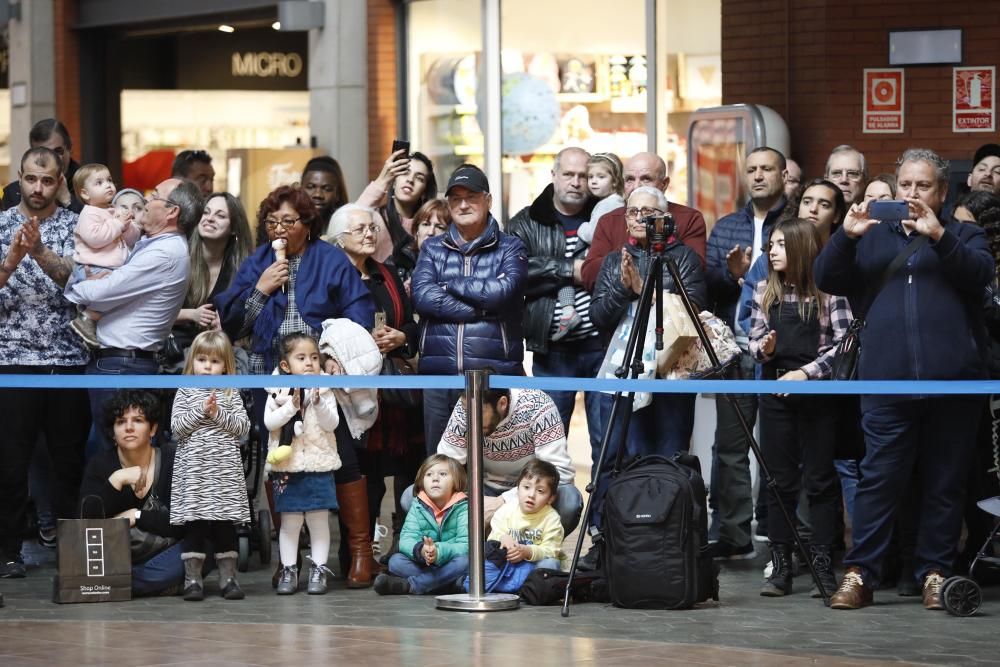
[863, 69, 904, 134]
[954, 67, 996, 133]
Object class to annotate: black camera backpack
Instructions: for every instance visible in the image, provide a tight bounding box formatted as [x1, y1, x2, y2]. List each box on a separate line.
[601, 453, 719, 609]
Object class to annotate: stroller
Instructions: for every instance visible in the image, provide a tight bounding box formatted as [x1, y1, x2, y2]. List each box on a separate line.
[939, 496, 1000, 617]
[235, 388, 273, 572]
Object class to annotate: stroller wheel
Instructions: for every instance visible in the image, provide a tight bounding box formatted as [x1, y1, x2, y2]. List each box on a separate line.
[238, 535, 251, 573]
[258, 510, 273, 566]
[941, 576, 982, 617]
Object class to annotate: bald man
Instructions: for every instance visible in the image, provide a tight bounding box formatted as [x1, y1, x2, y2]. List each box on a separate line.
[580, 152, 706, 290]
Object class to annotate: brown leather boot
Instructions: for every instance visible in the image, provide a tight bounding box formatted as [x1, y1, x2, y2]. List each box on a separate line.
[337, 477, 381, 588]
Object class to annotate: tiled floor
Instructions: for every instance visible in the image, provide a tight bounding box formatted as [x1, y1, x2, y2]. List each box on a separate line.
[2, 543, 997, 667]
[0, 619, 933, 667]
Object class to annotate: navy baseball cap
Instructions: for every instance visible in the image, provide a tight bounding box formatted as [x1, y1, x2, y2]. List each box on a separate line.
[445, 164, 490, 195]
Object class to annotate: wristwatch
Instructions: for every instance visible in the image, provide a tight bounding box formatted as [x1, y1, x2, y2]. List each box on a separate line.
[134, 510, 142, 521]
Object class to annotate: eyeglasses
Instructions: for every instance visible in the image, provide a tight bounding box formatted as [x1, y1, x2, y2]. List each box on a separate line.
[148, 191, 179, 208]
[624, 206, 665, 220]
[264, 217, 301, 230]
[828, 169, 863, 181]
[345, 223, 380, 237]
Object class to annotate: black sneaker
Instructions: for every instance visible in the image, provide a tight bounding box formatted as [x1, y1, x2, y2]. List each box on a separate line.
[0, 555, 26, 578]
[709, 541, 756, 560]
[373, 573, 410, 595]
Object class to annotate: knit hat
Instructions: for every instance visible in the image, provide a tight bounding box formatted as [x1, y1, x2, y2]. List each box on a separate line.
[112, 188, 145, 205]
[973, 144, 1000, 169]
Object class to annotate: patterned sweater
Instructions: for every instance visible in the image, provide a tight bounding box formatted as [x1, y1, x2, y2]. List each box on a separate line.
[438, 388, 575, 491]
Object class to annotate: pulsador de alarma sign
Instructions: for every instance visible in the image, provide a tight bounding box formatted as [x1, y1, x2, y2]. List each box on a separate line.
[863, 68, 905, 134]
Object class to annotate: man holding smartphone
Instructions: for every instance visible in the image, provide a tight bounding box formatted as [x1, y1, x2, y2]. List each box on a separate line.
[816, 148, 994, 612]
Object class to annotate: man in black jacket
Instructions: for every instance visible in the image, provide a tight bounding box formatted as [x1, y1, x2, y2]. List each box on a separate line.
[508, 147, 605, 461]
[1, 119, 82, 214]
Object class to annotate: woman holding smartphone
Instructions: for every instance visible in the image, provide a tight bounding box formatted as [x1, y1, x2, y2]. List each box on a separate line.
[356, 144, 438, 263]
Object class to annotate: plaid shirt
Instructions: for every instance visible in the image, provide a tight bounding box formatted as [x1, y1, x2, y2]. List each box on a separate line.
[748, 281, 853, 380]
[245, 256, 320, 374]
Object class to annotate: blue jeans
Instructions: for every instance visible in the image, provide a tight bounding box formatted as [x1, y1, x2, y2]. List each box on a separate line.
[87, 355, 160, 451]
[532, 344, 605, 454]
[388, 552, 470, 594]
[590, 391, 696, 528]
[835, 458, 861, 522]
[423, 388, 463, 456]
[132, 541, 184, 597]
[845, 397, 980, 586]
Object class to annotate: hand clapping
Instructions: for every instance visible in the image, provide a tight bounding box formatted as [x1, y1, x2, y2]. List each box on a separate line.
[421, 536, 437, 565]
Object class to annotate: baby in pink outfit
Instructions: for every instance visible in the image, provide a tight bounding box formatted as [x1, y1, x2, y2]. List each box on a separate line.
[68, 163, 143, 347]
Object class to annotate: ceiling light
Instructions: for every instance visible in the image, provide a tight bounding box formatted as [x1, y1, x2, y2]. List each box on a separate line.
[272, 21, 281, 30]
[218, 25, 235, 33]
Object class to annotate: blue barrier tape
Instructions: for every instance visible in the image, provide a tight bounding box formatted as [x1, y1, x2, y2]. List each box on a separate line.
[0, 373, 998, 395]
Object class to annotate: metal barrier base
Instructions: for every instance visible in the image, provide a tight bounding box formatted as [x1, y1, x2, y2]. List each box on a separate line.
[435, 592, 520, 612]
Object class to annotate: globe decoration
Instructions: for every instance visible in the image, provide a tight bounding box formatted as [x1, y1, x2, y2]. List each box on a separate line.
[477, 72, 561, 156]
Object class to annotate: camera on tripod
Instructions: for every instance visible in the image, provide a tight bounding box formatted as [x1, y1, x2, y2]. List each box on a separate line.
[641, 212, 676, 253]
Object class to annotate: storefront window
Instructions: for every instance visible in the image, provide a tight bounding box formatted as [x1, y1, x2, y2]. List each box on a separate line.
[405, 0, 720, 217]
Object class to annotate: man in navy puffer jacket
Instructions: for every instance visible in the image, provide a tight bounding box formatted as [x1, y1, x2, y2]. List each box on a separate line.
[816, 148, 995, 611]
[412, 164, 528, 452]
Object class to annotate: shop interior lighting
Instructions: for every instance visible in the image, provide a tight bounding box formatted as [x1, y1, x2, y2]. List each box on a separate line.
[218, 25, 236, 33]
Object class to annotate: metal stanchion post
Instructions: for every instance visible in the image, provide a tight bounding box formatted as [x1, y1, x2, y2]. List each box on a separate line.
[436, 369, 519, 612]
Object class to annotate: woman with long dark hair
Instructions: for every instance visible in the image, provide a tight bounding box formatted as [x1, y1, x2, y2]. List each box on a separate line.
[169, 193, 253, 362]
[358, 150, 438, 263]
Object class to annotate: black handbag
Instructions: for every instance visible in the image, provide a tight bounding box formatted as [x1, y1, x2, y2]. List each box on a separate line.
[380, 354, 422, 408]
[129, 449, 178, 564]
[831, 234, 928, 381]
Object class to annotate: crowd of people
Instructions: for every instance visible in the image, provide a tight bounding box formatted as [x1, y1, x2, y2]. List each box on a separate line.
[0, 117, 998, 612]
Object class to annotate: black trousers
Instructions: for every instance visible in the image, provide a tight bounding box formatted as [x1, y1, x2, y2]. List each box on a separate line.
[0, 365, 91, 554]
[759, 393, 840, 547]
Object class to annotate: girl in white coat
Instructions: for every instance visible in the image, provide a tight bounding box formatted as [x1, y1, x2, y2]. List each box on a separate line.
[265, 332, 341, 595]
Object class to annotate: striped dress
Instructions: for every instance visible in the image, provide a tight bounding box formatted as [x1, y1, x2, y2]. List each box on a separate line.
[169, 388, 252, 524]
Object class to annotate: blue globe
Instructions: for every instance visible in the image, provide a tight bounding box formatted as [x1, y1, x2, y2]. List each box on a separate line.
[478, 72, 561, 156]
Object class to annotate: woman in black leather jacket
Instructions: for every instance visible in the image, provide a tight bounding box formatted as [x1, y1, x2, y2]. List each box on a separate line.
[590, 185, 707, 462]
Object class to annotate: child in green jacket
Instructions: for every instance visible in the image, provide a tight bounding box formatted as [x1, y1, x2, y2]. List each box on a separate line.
[374, 454, 469, 595]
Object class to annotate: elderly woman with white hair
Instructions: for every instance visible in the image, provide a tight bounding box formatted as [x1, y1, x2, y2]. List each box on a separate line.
[589, 185, 707, 506]
[324, 203, 422, 564]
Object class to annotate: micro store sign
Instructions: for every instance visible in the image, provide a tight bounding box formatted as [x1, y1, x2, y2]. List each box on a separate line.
[176, 29, 307, 91]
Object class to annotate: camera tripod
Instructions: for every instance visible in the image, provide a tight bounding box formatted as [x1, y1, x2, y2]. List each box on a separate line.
[561, 214, 831, 616]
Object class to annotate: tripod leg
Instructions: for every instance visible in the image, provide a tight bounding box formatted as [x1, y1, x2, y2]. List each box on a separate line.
[561, 388, 634, 617]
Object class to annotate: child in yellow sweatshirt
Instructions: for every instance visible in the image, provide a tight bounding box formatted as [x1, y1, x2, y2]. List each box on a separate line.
[488, 460, 565, 571]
